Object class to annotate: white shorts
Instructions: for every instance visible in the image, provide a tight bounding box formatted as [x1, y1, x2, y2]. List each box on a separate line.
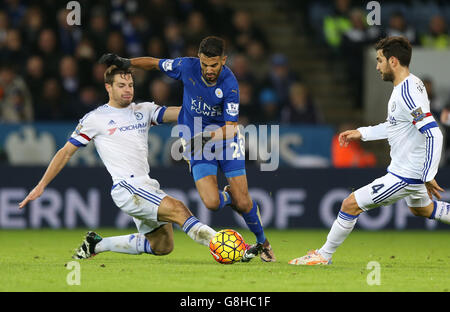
[354, 172, 431, 211]
[111, 175, 168, 234]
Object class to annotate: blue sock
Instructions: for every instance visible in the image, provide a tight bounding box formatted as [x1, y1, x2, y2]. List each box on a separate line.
[218, 191, 232, 210]
[242, 200, 266, 244]
[182, 216, 200, 233]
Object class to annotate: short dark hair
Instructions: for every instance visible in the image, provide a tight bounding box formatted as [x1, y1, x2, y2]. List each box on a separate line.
[375, 36, 412, 67]
[104, 65, 133, 85]
[198, 36, 225, 57]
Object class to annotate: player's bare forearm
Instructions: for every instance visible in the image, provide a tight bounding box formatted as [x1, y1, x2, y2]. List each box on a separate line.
[39, 142, 77, 187]
[19, 142, 78, 209]
[130, 57, 160, 71]
[211, 122, 238, 141]
[162, 106, 181, 123]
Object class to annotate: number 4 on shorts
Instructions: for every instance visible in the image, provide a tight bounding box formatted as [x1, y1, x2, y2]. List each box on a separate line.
[371, 184, 384, 194]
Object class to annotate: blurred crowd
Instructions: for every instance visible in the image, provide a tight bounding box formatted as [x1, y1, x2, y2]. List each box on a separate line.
[0, 0, 320, 127]
[1, 0, 450, 167]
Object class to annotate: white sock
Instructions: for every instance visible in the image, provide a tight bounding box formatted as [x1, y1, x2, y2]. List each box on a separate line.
[94, 233, 153, 255]
[430, 201, 450, 224]
[318, 211, 359, 260]
[182, 216, 217, 246]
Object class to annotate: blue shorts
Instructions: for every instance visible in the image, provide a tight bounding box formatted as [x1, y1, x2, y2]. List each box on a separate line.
[189, 138, 246, 181]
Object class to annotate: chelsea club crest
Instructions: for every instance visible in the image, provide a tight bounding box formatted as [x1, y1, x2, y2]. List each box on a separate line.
[135, 112, 143, 120]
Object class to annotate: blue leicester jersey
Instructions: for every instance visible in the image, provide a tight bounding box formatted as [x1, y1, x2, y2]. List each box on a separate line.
[158, 57, 240, 138]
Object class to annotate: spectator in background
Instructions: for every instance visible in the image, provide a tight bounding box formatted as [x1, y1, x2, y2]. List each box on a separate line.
[35, 28, 61, 77]
[75, 38, 97, 83]
[184, 11, 210, 45]
[87, 7, 109, 54]
[262, 53, 299, 109]
[204, 0, 235, 41]
[149, 78, 176, 107]
[164, 20, 185, 58]
[231, 10, 269, 53]
[34, 78, 67, 121]
[332, 122, 376, 168]
[22, 6, 44, 48]
[341, 8, 380, 108]
[258, 88, 279, 124]
[91, 62, 108, 101]
[245, 39, 269, 83]
[230, 53, 256, 84]
[56, 7, 82, 55]
[281, 82, 321, 124]
[24, 55, 44, 105]
[59, 55, 80, 97]
[3, 0, 27, 28]
[106, 31, 126, 57]
[323, 0, 352, 51]
[238, 81, 259, 126]
[0, 65, 33, 122]
[0, 11, 9, 48]
[144, 0, 178, 36]
[0, 28, 28, 70]
[385, 11, 417, 45]
[78, 86, 102, 116]
[420, 15, 450, 50]
[146, 37, 167, 59]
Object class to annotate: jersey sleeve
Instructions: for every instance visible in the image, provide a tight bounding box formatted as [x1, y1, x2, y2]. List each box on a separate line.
[399, 79, 438, 133]
[158, 57, 184, 80]
[69, 112, 99, 147]
[141, 101, 167, 125]
[357, 121, 388, 141]
[223, 76, 240, 122]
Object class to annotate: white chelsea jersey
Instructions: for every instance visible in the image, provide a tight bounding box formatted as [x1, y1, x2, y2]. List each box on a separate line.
[358, 74, 443, 182]
[69, 102, 166, 184]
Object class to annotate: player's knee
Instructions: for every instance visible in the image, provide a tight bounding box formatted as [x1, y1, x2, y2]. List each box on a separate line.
[152, 240, 174, 256]
[203, 196, 220, 211]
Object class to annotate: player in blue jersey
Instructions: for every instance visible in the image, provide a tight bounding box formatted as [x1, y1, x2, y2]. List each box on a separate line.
[99, 36, 276, 262]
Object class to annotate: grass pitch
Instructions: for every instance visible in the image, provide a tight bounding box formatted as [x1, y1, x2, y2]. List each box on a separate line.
[1, 229, 449, 292]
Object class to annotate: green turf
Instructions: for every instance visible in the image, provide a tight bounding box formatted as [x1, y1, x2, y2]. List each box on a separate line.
[0, 229, 449, 292]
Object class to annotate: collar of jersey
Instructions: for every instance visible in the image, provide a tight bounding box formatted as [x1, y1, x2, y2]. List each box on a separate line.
[106, 103, 133, 110]
[200, 75, 217, 87]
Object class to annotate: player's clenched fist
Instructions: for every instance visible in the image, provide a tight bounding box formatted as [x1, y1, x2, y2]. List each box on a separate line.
[99, 53, 131, 69]
[338, 130, 362, 147]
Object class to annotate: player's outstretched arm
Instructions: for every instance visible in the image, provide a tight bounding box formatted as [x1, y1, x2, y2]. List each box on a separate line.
[162, 106, 181, 123]
[130, 57, 161, 71]
[338, 129, 362, 147]
[19, 142, 78, 209]
[98, 54, 160, 71]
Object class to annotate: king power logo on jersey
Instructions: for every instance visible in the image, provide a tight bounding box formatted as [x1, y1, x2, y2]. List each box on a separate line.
[190, 98, 222, 117]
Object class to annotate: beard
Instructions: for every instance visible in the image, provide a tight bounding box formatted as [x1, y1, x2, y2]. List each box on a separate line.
[380, 68, 394, 82]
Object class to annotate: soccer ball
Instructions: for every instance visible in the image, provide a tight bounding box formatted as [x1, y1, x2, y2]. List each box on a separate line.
[209, 229, 246, 264]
